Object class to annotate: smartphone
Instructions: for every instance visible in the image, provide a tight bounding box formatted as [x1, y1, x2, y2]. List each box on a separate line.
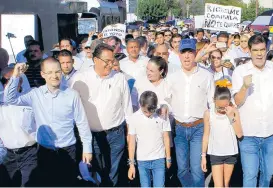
[216, 42, 227, 49]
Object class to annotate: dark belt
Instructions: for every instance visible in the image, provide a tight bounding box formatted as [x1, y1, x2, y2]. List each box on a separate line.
[94, 124, 124, 135]
[7, 143, 37, 154]
[175, 119, 204, 128]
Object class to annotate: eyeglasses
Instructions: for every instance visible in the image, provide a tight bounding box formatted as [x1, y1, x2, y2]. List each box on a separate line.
[96, 56, 115, 66]
[211, 55, 221, 60]
[42, 70, 62, 75]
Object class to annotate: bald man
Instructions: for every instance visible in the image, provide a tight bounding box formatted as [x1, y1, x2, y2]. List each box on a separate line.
[154, 44, 180, 75]
[4, 58, 92, 186]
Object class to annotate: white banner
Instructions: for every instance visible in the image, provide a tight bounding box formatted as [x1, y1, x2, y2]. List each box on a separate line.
[194, 15, 205, 29]
[204, 3, 241, 33]
[102, 24, 126, 40]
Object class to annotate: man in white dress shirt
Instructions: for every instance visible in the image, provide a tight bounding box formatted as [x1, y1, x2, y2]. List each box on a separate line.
[120, 39, 149, 79]
[154, 44, 180, 74]
[0, 67, 38, 186]
[70, 43, 133, 186]
[164, 39, 214, 187]
[169, 34, 182, 67]
[232, 34, 273, 187]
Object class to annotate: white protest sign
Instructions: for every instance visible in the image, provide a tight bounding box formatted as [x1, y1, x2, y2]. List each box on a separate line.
[194, 15, 205, 29]
[204, 3, 241, 33]
[102, 24, 126, 40]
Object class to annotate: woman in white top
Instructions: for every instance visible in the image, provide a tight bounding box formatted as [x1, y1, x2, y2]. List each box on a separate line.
[132, 56, 168, 111]
[208, 49, 233, 82]
[201, 85, 243, 187]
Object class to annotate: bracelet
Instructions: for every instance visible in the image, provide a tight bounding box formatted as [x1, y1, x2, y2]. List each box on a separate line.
[238, 136, 244, 142]
[200, 50, 206, 57]
[229, 117, 236, 124]
[166, 158, 172, 163]
[127, 159, 136, 166]
[201, 152, 206, 157]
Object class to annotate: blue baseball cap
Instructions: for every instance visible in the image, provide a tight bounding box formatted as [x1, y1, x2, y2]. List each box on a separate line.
[179, 39, 196, 52]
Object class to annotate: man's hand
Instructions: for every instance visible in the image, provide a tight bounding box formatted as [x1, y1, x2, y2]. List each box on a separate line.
[225, 106, 236, 120]
[222, 60, 233, 69]
[243, 74, 252, 89]
[201, 157, 207, 172]
[128, 165, 136, 180]
[166, 161, 172, 169]
[13, 63, 28, 78]
[82, 153, 92, 165]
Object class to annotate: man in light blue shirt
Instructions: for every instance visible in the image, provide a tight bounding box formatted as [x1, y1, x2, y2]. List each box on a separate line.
[4, 57, 92, 186]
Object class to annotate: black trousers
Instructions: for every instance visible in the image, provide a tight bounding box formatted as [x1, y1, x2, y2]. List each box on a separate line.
[37, 144, 78, 187]
[1, 144, 38, 187]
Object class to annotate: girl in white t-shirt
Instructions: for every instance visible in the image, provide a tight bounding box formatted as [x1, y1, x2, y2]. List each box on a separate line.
[127, 91, 171, 187]
[201, 85, 243, 187]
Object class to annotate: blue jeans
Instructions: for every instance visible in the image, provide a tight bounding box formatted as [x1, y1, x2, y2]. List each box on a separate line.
[174, 122, 204, 187]
[92, 123, 126, 186]
[239, 135, 273, 187]
[137, 158, 166, 187]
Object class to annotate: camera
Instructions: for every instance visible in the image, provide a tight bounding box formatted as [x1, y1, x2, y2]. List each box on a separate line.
[6, 33, 16, 38]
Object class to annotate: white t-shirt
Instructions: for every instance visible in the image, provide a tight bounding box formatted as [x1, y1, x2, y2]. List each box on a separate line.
[128, 110, 171, 161]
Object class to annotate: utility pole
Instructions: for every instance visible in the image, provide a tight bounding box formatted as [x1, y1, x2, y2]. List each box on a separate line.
[256, 0, 258, 17]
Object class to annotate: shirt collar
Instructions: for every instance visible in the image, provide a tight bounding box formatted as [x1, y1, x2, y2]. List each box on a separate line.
[247, 60, 273, 71]
[41, 84, 67, 96]
[63, 68, 76, 80]
[92, 66, 115, 80]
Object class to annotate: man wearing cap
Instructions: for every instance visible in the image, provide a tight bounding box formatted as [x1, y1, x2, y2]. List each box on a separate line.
[59, 38, 84, 71]
[164, 39, 214, 187]
[0, 66, 38, 187]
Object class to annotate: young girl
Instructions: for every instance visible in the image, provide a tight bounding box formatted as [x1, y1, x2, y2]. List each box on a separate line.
[201, 85, 243, 187]
[127, 91, 171, 187]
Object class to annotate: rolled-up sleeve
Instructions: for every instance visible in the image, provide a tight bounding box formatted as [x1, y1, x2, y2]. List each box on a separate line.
[73, 91, 92, 153]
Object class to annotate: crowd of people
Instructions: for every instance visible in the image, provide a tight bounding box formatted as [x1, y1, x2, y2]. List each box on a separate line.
[0, 22, 273, 187]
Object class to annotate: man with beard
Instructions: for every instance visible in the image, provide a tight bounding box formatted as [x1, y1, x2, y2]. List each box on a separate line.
[23, 40, 45, 87]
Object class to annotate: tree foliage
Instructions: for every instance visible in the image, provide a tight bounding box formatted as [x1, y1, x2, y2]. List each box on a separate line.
[137, 0, 169, 21]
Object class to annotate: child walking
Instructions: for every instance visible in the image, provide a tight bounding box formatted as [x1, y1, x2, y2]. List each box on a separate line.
[127, 91, 171, 187]
[201, 85, 243, 187]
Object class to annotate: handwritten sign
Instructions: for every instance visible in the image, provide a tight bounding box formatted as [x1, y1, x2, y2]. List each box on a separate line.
[102, 24, 126, 40]
[204, 3, 241, 33]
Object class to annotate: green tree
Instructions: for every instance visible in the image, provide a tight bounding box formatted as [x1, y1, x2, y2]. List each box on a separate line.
[137, 0, 169, 21]
[241, 0, 268, 21]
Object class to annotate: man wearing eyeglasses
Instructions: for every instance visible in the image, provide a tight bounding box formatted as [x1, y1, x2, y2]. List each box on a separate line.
[70, 43, 133, 186]
[232, 34, 273, 187]
[4, 57, 92, 186]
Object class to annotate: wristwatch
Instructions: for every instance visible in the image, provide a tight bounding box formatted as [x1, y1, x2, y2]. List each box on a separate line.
[166, 158, 172, 163]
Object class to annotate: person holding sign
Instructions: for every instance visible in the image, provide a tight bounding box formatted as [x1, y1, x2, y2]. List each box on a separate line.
[232, 35, 273, 187]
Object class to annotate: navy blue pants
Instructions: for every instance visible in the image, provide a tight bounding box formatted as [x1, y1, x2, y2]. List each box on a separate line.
[37, 144, 78, 187]
[2, 144, 38, 186]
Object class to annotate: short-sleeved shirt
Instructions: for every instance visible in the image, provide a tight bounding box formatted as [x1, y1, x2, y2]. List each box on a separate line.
[128, 110, 171, 161]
